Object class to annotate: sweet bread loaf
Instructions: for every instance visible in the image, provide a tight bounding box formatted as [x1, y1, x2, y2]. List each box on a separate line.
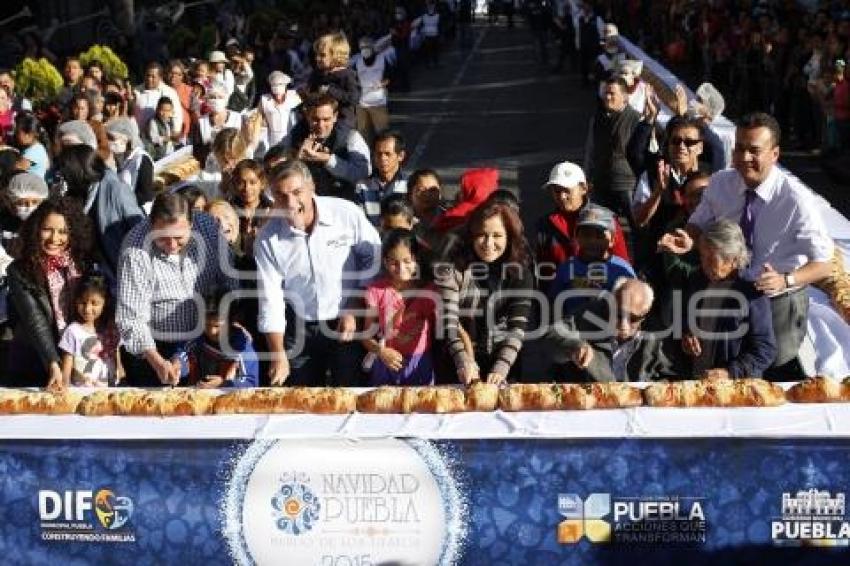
[158, 390, 216, 416]
[466, 382, 499, 411]
[730, 378, 785, 407]
[403, 387, 466, 414]
[0, 389, 28, 414]
[213, 389, 256, 414]
[357, 387, 404, 413]
[787, 376, 844, 403]
[305, 388, 356, 414]
[499, 384, 560, 411]
[645, 378, 784, 407]
[557, 384, 597, 410]
[18, 391, 83, 414]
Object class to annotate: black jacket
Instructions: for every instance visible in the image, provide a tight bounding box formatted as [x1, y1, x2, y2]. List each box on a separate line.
[587, 105, 641, 193]
[6, 261, 62, 383]
[289, 120, 360, 202]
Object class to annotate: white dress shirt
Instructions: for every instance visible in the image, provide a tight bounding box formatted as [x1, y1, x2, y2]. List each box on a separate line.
[689, 167, 834, 281]
[254, 197, 382, 333]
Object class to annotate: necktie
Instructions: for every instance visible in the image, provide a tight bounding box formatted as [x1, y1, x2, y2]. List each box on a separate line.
[739, 190, 756, 250]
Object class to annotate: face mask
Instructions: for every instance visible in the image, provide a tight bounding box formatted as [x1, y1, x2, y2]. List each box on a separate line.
[270, 84, 287, 96]
[15, 205, 37, 220]
[210, 99, 228, 113]
[361, 48, 374, 59]
[605, 45, 619, 55]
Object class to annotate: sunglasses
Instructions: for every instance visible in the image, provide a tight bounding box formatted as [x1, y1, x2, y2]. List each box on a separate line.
[669, 137, 702, 147]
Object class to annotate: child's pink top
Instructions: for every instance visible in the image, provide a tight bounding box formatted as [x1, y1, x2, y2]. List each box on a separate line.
[364, 278, 437, 356]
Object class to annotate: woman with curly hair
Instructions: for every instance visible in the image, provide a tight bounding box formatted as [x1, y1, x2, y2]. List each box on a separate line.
[5, 197, 94, 388]
[435, 201, 534, 385]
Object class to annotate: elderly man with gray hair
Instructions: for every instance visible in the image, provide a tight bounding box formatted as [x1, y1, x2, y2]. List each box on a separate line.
[546, 277, 683, 382]
[254, 159, 381, 387]
[668, 219, 777, 380]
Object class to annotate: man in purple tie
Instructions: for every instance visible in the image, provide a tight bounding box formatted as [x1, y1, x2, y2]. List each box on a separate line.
[659, 112, 833, 379]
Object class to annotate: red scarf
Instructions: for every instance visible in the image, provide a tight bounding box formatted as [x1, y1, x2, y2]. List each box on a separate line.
[41, 252, 81, 334]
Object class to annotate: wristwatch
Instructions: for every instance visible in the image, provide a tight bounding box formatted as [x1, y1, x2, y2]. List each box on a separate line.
[784, 273, 796, 288]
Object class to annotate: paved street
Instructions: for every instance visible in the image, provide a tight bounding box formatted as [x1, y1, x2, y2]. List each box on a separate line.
[390, 21, 592, 232]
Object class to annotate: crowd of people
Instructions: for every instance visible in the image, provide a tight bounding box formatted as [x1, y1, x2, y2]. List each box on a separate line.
[603, 0, 850, 156]
[0, 1, 842, 391]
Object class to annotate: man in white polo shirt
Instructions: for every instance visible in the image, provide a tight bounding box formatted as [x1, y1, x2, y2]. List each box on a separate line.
[255, 160, 382, 387]
[660, 112, 833, 378]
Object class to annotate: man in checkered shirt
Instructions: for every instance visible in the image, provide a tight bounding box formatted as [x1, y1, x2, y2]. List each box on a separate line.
[116, 192, 237, 386]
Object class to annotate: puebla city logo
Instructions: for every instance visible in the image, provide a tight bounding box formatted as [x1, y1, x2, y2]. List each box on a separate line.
[271, 473, 320, 535]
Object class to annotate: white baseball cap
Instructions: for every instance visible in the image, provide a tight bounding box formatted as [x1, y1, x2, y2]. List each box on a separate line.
[602, 23, 619, 40]
[543, 161, 586, 189]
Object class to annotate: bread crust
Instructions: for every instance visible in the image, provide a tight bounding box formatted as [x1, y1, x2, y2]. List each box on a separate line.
[645, 378, 785, 407]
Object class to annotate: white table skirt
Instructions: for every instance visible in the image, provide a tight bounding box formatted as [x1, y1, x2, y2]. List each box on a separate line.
[4, 398, 850, 440]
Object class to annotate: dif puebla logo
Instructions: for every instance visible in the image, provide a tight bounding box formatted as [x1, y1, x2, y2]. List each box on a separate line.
[558, 493, 706, 545]
[38, 488, 136, 543]
[271, 472, 321, 535]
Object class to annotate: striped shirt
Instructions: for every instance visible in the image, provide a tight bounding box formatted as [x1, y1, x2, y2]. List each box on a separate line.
[116, 212, 237, 355]
[435, 262, 533, 379]
[355, 171, 408, 226]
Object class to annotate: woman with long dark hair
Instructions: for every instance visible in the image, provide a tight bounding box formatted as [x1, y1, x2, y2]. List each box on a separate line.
[56, 144, 144, 284]
[435, 201, 534, 385]
[5, 197, 94, 388]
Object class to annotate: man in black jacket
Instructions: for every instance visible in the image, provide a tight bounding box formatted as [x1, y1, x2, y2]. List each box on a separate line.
[584, 77, 641, 232]
[287, 94, 371, 203]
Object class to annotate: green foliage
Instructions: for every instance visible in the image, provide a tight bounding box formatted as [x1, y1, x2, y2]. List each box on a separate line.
[13, 58, 64, 104]
[79, 45, 129, 80]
